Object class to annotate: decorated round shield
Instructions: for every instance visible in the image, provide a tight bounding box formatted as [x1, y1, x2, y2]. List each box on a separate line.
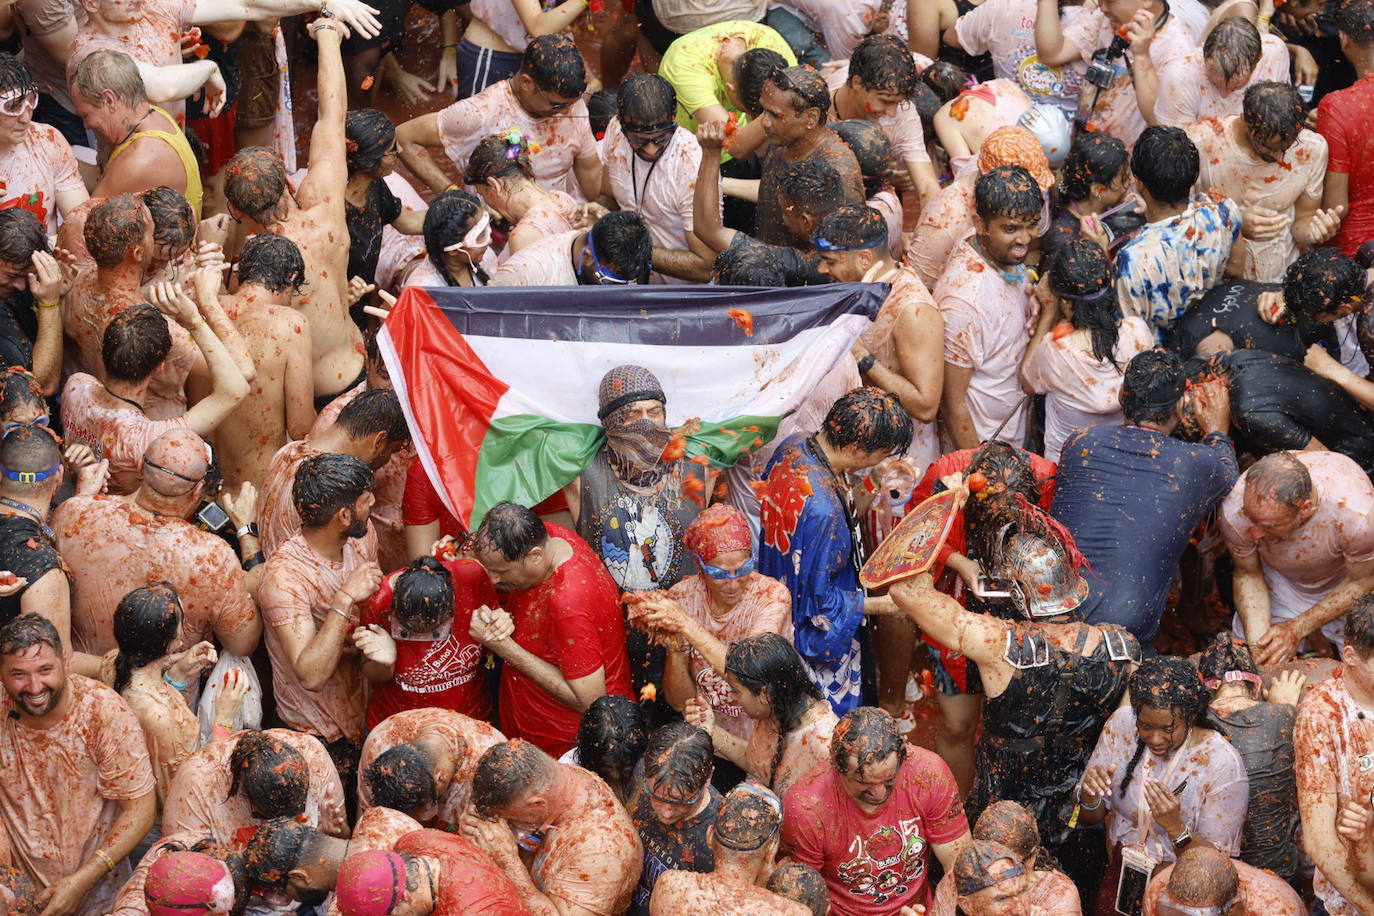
[860, 489, 961, 588]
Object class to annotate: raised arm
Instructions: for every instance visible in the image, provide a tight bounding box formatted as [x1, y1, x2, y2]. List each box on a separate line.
[192, 0, 381, 39]
[147, 283, 250, 437]
[888, 572, 1009, 675]
[691, 121, 736, 254]
[136, 60, 225, 115]
[1035, 0, 1083, 66]
[298, 20, 348, 210]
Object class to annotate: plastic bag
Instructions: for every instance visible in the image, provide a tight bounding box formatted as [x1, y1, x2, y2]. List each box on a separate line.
[196, 651, 263, 745]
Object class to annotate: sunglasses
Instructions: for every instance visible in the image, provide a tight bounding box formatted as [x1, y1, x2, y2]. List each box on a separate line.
[699, 556, 755, 580]
[623, 124, 675, 148]
[0, 90, 36, 118]
[536, 86, 574, 113]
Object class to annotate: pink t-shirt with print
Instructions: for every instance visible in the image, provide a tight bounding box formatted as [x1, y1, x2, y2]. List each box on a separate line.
[0, 123, 84, 233]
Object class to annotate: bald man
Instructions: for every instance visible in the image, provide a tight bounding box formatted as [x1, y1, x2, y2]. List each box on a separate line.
[1144, 843, 1305, 915]
[51, 431, 261, 661]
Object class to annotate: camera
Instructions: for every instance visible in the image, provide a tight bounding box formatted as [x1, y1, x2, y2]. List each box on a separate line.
[1084, 35, 1129, 89]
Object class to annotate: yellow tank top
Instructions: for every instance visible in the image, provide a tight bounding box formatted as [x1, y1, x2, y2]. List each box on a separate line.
[108, 105, 204, 218]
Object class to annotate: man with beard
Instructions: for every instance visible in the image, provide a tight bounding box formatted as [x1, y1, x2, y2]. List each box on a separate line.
[753, 65, 863, 249]
[257, 453, 389, 798]
[0, 614, 155, 916]
[256, 386, 410, 558]
[468, 502, 632, 756]
[936, 165, 1042, 450]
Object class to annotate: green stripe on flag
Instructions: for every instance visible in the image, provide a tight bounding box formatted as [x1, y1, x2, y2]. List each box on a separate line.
[469, 412, 787, 525]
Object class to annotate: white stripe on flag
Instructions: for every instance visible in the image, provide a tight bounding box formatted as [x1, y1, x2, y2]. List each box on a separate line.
[468, 314, 874, 426]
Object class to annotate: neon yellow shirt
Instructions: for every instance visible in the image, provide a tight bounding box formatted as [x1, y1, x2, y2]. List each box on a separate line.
[658, 20, 797, 134]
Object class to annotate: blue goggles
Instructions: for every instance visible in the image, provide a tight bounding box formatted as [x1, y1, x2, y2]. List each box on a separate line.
[699, 556, 755, 580]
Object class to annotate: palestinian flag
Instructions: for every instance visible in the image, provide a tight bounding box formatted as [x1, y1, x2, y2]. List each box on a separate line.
[378, 283, 886, 528]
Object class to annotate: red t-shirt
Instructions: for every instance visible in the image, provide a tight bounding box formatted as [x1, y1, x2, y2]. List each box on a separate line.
[362, 557, 497, 729]
[395, 829, 534, 915]
[402, 461, 570, 538]
[781, 749, 970, 916]
[1318, 74, 1374, 257]
[499, 524, 632, 756]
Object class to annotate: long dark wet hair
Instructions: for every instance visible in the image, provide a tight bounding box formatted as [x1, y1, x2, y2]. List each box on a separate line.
[725, 633, 822, 791]
[1118, 656, 1210, 794]
[963, 440, 1041, 566]
[1047, 239, 1123, 367]
[575, 695, 648, 805]
[113, 581, 182, 692]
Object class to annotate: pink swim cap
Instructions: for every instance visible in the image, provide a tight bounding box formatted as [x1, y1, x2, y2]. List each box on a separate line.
[335, 850, 408, 916]
[145, 852, 234, 916]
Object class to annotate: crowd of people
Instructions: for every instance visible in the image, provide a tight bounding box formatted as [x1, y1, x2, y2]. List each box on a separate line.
[3, 0, 1374, 910]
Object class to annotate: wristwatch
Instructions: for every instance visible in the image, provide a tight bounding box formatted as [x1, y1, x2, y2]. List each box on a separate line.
[856, 353, 877, 374]
[1172, 829, 1192, 850]
[236, 522, 259, 540]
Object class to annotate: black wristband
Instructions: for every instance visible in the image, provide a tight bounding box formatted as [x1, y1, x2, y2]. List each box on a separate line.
[242, 551, 266, 572]
[857, 353, 877, 374]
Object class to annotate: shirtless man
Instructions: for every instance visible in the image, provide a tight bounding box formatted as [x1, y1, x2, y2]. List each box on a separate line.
[335, 833, 532, 916]
[0, 424, 107, 678]
[458, 739, 643, 916]
[162, 728, 348, 844]
[256, 385, 410, 556]
[932, 78, 1035, 167]
[61, 285, 249, 494]
[51, 430, 262, 659]
[358, 708, 505, 830]
[61, 194, 250, 420]
[211, 232, 315, 491]
[223, 19, 363, 407]
[649, 784, 809, 916]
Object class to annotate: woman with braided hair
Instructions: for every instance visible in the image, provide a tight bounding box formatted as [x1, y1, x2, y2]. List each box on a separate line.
[683, 632, 837, 799]
[1076, 656, 1248, 914]
[1199, 634, 1306, 881]
[889, 494, 1140, 897]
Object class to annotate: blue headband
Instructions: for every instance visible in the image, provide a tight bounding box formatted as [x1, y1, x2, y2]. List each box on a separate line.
[1, 462, 59, 484]
[811, 234, 887, 252]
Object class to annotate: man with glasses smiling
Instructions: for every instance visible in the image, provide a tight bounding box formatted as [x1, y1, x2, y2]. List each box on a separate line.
[492, 209, 653, 286]
[397, 35, 604, 203]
